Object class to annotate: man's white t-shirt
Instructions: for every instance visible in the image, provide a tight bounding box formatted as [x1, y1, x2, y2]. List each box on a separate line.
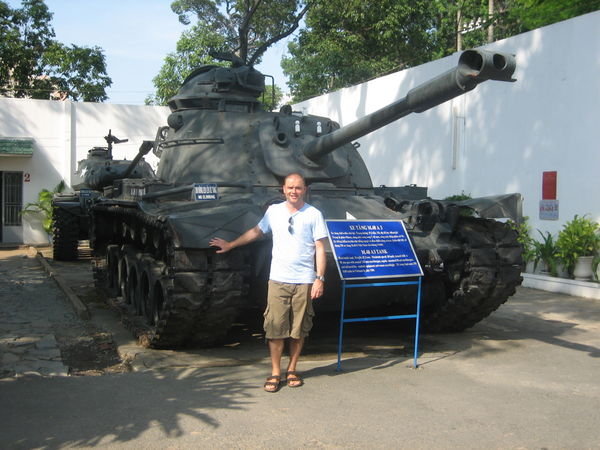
[258, 202, 328, 284]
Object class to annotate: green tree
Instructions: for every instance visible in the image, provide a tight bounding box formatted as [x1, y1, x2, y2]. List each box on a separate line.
[261, 83, 284, 111]
[0, 0, 111, 102]
[282, 0, 599, 102]
[282, 0, 471, 101]
[498, 0, 600, 37]
[146, 22, 228, 105]
[149, 0, 308, 105]
[171, 0, 309, 65]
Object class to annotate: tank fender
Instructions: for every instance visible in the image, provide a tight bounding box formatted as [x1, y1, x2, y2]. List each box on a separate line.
[51, 201, 81, 216]
[442, 193, 523, 223]
[158, 203, 266, 249]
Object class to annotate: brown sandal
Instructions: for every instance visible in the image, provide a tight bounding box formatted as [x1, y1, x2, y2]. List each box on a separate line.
[264, 376, 281, 393]
[286, 371, 304, 388]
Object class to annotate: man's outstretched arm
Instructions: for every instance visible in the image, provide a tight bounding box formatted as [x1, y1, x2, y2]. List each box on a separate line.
[209, 226, 263, 253]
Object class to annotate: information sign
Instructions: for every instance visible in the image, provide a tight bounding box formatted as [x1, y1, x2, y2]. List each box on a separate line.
[326, 220, 423, 280]
[539, 199, 559, 220]
[192, 183, 218, 201]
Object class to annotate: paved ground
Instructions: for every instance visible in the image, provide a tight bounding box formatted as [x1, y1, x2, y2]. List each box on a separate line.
[1, 246, 600, 448]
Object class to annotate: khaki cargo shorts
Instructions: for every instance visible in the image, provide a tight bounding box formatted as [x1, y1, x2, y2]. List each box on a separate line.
[263, 280, 315, 339]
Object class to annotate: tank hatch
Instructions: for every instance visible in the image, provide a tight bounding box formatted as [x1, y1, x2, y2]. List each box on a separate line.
[168, 64, 265, 112]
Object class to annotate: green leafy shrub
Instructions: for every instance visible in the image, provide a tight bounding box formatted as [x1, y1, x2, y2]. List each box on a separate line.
[20, 181, 65, 234]
[556, 215, 600, 276]
[533, 230, 559, 276]
[444, 191, 473, 216]
[444, 191, 472, 201]
[508, 216, 535, 265]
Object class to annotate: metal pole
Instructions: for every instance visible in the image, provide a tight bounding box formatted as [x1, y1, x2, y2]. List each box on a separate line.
[413, 277, 423, 368]
[336, 280, 347, 372]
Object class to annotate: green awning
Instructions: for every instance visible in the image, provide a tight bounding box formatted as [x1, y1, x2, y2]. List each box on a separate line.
[0, 138, 34, 157]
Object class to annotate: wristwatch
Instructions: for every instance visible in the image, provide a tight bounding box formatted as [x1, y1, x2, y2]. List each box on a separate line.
[315, 275, 325, 282]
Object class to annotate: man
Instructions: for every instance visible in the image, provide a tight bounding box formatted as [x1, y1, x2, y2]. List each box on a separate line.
[209, 173, 328, 393]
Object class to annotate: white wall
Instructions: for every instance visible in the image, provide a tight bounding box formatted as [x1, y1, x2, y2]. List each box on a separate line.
[0, 98, 169, 244]
[294, 11, 600, 237]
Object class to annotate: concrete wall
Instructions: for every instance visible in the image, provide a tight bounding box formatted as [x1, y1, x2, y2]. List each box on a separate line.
[0, 98, 169, 244]
[294, 11, 600, 237]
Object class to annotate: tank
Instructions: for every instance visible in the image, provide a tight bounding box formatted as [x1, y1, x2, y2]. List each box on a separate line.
[51, 131, 155, 260]
[88, 49, 523, 348]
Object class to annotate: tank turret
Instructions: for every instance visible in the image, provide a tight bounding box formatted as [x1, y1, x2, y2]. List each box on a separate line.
[86, 49, 523, 348]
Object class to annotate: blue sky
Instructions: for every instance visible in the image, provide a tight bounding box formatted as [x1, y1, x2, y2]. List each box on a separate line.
[8, 0, 289, 104]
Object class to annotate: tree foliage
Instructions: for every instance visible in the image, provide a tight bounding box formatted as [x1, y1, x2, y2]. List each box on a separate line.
[500, 0, 600, 34]
[0, 0, 111, 102]
[171, 0, 309, 65]
[149, 0, 308, 105]
[283, 0, 600, 102]
[146, 22, 228, 105]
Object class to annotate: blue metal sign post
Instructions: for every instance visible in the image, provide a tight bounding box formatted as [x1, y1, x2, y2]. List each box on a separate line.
[326, 220, 424, 370]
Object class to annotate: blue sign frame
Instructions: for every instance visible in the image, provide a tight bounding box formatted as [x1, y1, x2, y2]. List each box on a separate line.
[326, 220, 424, 369]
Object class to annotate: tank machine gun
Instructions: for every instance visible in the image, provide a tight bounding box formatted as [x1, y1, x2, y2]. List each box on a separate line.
[83, 49, 523, 348]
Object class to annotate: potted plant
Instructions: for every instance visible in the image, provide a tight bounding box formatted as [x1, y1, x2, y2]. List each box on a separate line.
[556, 214, 600, 280]
[532, 230, 559, 276]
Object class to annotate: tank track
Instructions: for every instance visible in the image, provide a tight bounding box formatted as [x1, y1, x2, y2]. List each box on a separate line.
[423, 217, 523, 332]
[92, 205, 249, 348]
[52, 207, 79, 261]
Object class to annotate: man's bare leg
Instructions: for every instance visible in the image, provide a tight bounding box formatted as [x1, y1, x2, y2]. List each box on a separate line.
[268, 338, 285, 376]
[264, 338, 285, 392]
[286, 337, 304, 387]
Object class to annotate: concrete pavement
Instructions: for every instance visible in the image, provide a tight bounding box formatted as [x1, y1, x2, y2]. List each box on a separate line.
[1, 247, 71, 377]
[1, 247, 600, 448]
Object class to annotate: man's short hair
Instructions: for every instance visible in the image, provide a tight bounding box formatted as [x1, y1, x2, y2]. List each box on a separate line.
[284, 172, 306, 186]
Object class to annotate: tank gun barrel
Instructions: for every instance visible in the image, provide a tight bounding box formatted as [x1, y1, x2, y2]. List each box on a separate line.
[303, 49, 516, 161]
[122, 140, 154, 179]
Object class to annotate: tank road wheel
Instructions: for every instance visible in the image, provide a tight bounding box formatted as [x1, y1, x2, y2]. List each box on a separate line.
[132, 250, 248, 349]
[129, 261, 144, 316]
[105, 245, 121, 298]
[137, 255, 157, 319]
[52, 207, 79, 261]
[186, 252, 248, 346]
[119, 247, 135, 305]
[423, 217, 523, 332]
[150, 281, 165, 325]
[93, 223, 248, 348]
[141, 258, 166, 325]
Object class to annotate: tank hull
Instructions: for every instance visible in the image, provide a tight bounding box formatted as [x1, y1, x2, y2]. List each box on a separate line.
[89, 184, 522, 347]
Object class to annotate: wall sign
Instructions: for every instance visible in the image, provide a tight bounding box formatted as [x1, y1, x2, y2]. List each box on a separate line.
[192, 183, 218, 201]
[539, 199, 559, 220]
[326, 220, 423, 280]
